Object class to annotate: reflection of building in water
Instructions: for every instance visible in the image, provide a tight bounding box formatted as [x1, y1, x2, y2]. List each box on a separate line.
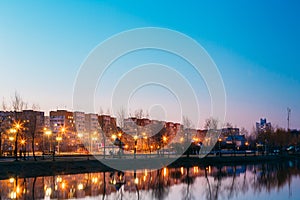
[0, 161, 298, 199]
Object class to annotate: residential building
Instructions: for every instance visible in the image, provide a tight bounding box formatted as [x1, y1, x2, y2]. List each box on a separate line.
[85, 113, 100, 133]
[49, 110, 76, 152]
[73, 111, 86, 133]
[256, 118, 272, 133]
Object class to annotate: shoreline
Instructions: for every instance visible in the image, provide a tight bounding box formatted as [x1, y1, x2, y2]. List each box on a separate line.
[0, 154, 298, 180]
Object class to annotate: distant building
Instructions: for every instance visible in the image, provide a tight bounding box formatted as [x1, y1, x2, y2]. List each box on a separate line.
[256, 118, 272, 133]
[225, 135, 246, 148]
[221, 127, 240, 137]
[85, 113, 100, 133]
[73, 111, 86, 133]
[44, 116, 50, 129]
[49, 110, 76, 152]
[98, 115, 117, 132]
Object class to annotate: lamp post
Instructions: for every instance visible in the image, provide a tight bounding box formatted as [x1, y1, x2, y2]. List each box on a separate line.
[218, 138, 222, 157]
[162, 136, 167, 156]
[11, 122, 22, 161]
[245, 141, 249, 156]
[134, 135, 138, 159]
[117, 132, 122, 157]
[56, 127, 65, 155]
[20, 139, 26, 160]
[45, 130, 52, 152]
[56, 136, 62, 155]
[143, 136, 148, 154]
[90, 131, 98, 154]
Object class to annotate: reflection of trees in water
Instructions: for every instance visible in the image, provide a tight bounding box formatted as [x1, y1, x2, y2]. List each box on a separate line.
[181, 167, 196, 200]
[204, 160, 300, 200]
[204, 166, 212, 200]
[1, 160, 300, 199]
[212, 166, 223, 200]
[252, 161, 294, 194]
[151, 169, 170, 200]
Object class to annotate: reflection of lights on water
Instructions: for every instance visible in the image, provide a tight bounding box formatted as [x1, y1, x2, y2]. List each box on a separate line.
[205, 166, 211, 174]
[56, 176, 62, 183]
[16, 186, 20, 194]
[78, 183, 84, 190]
[45, 187, 52, 196]
[9, 177, 15, 183]
[134, 178, 139, 185]
[144, 169, 148, 176]
[10, 191, 17, 199]
[55, 185, 58, 191]
[181, 167, 184, 175]
[143, 176, 146, 182]
[194, 166, 199, 174]
[163, 168, 167, 177]
[92, 177, 98, 183]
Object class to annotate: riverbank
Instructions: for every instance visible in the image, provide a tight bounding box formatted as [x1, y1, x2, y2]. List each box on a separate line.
[0, 154, 298, 180]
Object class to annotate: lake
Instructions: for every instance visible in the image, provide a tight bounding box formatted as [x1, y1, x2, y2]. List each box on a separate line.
[1, 158, 300, 200]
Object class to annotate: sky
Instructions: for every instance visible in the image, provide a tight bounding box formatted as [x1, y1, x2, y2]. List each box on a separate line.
[0, 0, 299, 131]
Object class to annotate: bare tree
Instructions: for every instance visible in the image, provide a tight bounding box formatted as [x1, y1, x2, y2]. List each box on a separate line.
[240, 127, 248, 136]
[224, 122, 233, 128]
[183, 116, 192, 129]
[182, 116, 193, 157]
[31, 103, 40, 111]
[11, 91, 26, 111]
[99, 107, 104, 115]
[134, 109, 144, 119]
[204, 117, 219, 130]
[2, 97, 9, 111]
[183, 116, 193, 140]
[117, 107, 126, 128]
[22, 112, 40, 161]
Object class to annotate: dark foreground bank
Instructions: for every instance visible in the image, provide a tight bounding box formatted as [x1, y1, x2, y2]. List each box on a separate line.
[0, 154, 298, 180]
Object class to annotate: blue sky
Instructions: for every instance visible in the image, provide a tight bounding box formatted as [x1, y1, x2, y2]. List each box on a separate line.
[0, 1, 299, 131]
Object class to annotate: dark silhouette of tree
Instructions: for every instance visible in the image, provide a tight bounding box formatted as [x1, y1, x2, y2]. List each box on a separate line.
[117, 107, 126, 128]
[152, 169, 170, 200]
[204, 117, 219, 130]
[204, 166, 212, 200]
[181, 167, 196, 200]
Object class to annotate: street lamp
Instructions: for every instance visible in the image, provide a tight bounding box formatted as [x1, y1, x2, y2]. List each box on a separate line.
[45, 130, 52, 152]
[218, 138, 222, 157]
[117, 132, 122, 157]
[143, 136, 148, 153]
[56, 127, 65, 155]
[91, 132, 98, 154]
[134, 135, 138, 159]
[20, 139, 26, 159]
[162, 136, 167, 156]
[11, 121, 23, 161]
[245, 141, 249, 156]
[56, 136, 62, 154]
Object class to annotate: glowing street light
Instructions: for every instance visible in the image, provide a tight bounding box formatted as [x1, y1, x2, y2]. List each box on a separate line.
[44, 130, 52, 152]
[162, 136, 167, 156]
[218, 138, 222, 157]
[56, 136, 62, 154]
[11, 121, 23, 161]
[111, 134, 117, 140]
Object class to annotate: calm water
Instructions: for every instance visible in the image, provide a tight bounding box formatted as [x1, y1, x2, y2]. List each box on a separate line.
[1, 159, 300, 200]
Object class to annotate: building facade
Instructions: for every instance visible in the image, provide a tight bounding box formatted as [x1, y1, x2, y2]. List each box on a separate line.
[256, 118, 272, 133]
